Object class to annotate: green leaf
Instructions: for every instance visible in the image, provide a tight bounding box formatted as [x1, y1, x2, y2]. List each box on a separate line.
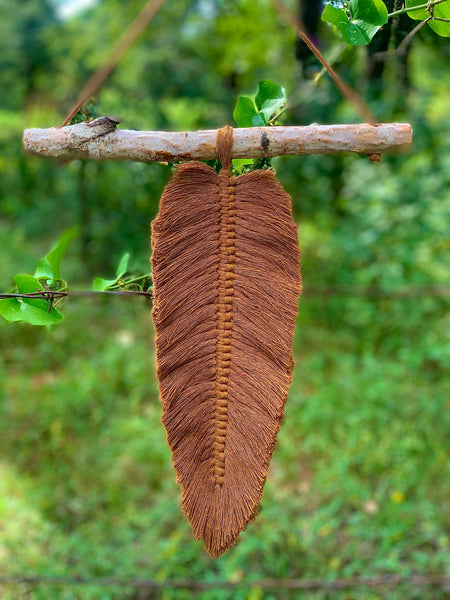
[0, 299, 26, 323]
[232, 158, 254, 173]
[254, 80, 287, 123]
[232, 158, 254, 167]
[405, 0, 429, 20]
[233, 80, 287, 127]
[233, 96, 265, 127]
[428, 0, 450, 37]
[349, 20, 383, 43]
[349, 0, 388, 26]
[14, 274, 46, 295]
[92, 277, 117, 292]
[322, 4, 351, 30]
[92, 252, 130, 291]
[115, 252, 130, 278]
[323, 0, 387, 44]
[0, 275, 63, 326]
[34, 226, 79, 283]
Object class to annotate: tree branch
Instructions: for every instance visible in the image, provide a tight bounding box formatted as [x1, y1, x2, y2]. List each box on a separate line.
[23, 123, 412, 162]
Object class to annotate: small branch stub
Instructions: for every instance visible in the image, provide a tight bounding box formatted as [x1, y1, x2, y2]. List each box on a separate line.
[23, 123, 412, 162]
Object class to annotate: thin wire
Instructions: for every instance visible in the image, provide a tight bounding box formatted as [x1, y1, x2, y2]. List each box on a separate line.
[302, 285, 450, 298]
[0, 573, 448, 590]
[0, 286, 448, 302]
[0, 290, 153, 300]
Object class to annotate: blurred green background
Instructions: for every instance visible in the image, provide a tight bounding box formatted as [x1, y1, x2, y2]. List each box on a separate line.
[0, 0, 449, 598]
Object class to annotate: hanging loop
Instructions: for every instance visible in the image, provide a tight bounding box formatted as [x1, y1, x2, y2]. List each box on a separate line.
[216, 126, 234, 171]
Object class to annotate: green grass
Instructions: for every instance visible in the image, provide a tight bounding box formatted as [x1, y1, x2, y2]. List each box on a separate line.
[0, 288, 448, 599]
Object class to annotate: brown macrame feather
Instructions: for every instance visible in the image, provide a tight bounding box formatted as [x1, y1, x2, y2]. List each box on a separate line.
[151, 126, 301, 557]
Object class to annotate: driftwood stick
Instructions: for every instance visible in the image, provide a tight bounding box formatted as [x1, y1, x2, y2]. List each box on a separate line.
[23, 122, 412, 162]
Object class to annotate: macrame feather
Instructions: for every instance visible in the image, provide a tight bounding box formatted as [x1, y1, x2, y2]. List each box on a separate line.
[151, 127, 301, 557]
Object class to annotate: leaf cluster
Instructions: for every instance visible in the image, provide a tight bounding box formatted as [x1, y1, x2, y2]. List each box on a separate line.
[0, 231, 151, 326]
[232, 79, 287, 172]
[0, 227, 78, 325]
[322, 0, 450, 45]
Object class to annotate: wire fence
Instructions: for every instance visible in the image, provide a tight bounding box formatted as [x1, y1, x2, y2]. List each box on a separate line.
[1, 573, 449, 591]
[1, 284, 449, 304]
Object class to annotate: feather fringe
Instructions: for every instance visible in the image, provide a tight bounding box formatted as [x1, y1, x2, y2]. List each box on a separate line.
[151, 160, 300, 557]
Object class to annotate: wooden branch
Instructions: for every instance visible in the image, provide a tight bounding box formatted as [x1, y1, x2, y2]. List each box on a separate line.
[23, 122, 412, 162]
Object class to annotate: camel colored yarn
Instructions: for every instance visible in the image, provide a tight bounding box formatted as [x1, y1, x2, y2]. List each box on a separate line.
[151, 126, 301, 557]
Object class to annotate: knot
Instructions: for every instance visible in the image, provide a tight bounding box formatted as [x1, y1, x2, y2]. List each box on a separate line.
[216, 126, 234, 171]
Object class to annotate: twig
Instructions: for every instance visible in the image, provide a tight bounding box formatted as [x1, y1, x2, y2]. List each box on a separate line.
[370, 18, 430, 62]
[271, 0, 378, 125]
[23, 123, 412, 162]
[62, 0, 167, 126]
[0, 573, 448, 590]
[396, 18, 431, 54]
[388, 0, 447, 18]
